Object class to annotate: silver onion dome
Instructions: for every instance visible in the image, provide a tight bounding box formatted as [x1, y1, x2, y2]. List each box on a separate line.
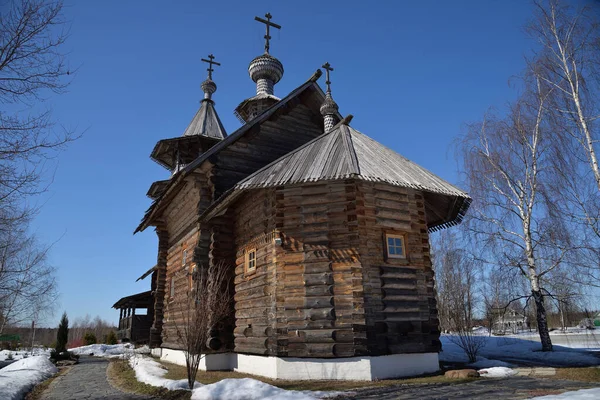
[248, 53, 284, 95]
[320, 92, 339, 116]
[201, 78, 217, 100]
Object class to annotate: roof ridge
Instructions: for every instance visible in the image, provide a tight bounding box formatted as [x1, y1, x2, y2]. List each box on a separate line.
[340, 124, 360, 176]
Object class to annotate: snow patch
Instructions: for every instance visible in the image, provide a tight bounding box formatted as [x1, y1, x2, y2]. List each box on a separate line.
[190, 378, 319, 400]
[440, 334, 599, 367]
[477, 367, 517, 378]
[129, 355, 340, 399]
[530, 387, 600, 399]
[69, 343, 150, 358]
[0, 348, 51, 361]
[0, 356, 57, 400]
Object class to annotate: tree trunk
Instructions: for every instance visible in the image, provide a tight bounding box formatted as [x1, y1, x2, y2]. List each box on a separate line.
[532, 290, 553, 351]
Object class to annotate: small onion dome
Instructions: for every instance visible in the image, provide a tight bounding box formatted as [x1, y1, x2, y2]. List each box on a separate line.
[201, 78, 217, 99]
[249, 53, 284, 89]
[320, 92, 339, 116]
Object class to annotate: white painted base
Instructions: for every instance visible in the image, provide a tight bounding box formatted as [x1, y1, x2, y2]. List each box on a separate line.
[157, 348, 439, 381]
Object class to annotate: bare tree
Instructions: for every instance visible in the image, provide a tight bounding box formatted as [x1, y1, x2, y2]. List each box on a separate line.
[0, 0, 75, 329]
[433, 232, 486, 362]
[457, 69, 568, 351]
[529, 0, 600, 191]
[173, 261, 233, 390]
[0, 218, 57, 334]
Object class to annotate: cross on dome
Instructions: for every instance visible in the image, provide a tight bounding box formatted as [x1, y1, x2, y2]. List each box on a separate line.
[254, 13, 281, 54]
[322, 62, 334, 94]
[201, 54, 221, 80]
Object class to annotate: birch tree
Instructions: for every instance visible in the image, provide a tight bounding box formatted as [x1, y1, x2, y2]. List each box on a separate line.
[458, 73, 564, 351]
[529, 0, 600, 190]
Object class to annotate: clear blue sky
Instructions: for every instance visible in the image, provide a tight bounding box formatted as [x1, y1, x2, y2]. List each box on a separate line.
[30, 0, 588, 327]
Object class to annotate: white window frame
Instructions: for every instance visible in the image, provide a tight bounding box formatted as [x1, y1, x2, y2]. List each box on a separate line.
[385, 233, 407, 259]
[245, 248, 257, 274]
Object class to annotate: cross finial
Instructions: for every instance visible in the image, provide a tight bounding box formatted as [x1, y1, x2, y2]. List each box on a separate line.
[322, 62, 334, 94]
[254, 13, 281, 54]
[201, 54, 221, 80]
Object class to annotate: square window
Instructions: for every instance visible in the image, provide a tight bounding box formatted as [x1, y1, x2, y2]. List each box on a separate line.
[245, 248, 257, 273]
[385, 233, 406, 259]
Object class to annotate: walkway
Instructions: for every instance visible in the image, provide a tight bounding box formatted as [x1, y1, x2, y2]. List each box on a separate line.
[342, 377, 598, 400]
[41, 356, 152, 400]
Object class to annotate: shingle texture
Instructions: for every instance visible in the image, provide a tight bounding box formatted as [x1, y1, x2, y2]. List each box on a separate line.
[237, 124, 468, 199]
[182, 99, 227, 139]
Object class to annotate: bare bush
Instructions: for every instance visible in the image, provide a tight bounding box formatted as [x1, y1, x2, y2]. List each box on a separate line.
[173, 261, 233, 390]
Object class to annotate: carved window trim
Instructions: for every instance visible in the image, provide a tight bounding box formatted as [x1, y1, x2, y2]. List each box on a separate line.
[245, 248, 257, 275]
[170, 275, 176, 298]
[182, 249, 188, 267]
[385, 232, 407, 259]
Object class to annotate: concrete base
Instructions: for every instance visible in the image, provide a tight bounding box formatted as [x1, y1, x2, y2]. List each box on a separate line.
[157, 348, 439, 381]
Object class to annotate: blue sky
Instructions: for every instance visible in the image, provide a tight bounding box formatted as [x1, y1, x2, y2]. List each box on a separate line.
[30, 0, 588, 327]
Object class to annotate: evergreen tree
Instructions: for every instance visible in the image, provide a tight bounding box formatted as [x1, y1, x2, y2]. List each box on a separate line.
[104, 331, 117, 345]
[55, 312, 69, 353]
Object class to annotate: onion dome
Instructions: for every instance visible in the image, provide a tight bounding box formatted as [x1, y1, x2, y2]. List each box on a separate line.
[249, 53, 284, 96]
[201, 78, 217, 99]
[320, 62, 339, 132]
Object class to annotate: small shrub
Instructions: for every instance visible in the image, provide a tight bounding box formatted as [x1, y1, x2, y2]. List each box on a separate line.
[83, 332, 97, 345]
[6, 351, 13, 360]
[104, 331, 118, 345]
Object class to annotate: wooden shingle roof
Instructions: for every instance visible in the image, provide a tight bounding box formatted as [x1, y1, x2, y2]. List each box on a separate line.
[203, 122, 471, 231]
[182, 99, 227, 139]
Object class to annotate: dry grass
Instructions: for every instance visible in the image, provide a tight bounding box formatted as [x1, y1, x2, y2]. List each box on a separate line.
[555, 367, 600, 383]
[107, 359, 191, 400]
[25, 367, 70, 400]
[159, 359, 476, 391]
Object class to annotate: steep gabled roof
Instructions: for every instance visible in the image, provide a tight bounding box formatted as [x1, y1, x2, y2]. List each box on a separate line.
[202, 123, 471, 231]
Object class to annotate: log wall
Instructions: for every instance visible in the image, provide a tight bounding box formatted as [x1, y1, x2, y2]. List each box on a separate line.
[160, 174, 206, 349]
[231, 189, 278, 355]
[356, 181, 441, 355]
[229, 180, 440, 358]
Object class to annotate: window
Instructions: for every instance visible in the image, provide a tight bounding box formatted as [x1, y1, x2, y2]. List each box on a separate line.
[385, 233, 406, 259]
[182, 249, 188, 266]
[170, 275, 175, 297]
[245, 248, 257, 273]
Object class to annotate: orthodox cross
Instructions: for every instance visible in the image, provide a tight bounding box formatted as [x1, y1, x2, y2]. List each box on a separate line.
[254, 13, 281, 54]
[201, 54, 220, 79]
[322, 62, 334, 94]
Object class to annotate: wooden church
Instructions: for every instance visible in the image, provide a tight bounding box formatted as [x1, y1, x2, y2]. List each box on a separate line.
[124, 13, 471, 380]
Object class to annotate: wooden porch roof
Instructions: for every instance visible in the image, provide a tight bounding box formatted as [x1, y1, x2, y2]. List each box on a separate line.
[112, 290, 153, 309]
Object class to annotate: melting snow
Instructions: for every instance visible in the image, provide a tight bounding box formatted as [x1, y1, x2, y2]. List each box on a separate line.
[129, 354, 340, 400]
[0, 356, 58, 400]
[477, 367, 517, 378]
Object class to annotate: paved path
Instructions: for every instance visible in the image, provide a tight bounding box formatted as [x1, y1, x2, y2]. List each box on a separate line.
[337, 377, 598, 400]
[41, 356, 152, 400]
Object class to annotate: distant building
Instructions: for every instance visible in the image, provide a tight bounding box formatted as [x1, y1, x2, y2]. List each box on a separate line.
[493, 309, 528, 334]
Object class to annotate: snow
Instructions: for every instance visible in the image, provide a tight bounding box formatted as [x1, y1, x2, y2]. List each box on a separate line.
[129, 355, 340, 400]
[129, 354, 191, 390]
[0, 356, 58, 400]
[69, 343, 150, 358]
[440, 334, 600, 368]
[190, 378, 320, 400]
[530, 388, 600, 399]
[0, 348, 51, 361]
[477, 367, 517, 378]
